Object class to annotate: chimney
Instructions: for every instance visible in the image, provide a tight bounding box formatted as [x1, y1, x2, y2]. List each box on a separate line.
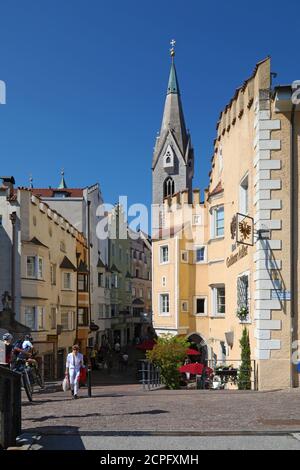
[1, 176, 15, 199]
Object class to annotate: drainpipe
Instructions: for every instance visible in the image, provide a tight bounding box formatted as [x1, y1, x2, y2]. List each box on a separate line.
[75, 251, 80, 344]
[87, 200, 92, 326]
[9, 212, 17, 315]
[290, 103, 297, 387]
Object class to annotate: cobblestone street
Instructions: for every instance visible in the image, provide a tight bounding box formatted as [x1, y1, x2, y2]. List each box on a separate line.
[22, 384, 300, 436]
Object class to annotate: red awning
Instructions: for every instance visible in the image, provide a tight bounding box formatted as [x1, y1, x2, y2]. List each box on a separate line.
[179, 363, 204, 375]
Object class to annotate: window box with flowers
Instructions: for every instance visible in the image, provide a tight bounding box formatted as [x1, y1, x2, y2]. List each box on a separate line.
[236, 305, 249, 322]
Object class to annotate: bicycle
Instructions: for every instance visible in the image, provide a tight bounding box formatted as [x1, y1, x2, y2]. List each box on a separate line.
[12, 359, 33, 402]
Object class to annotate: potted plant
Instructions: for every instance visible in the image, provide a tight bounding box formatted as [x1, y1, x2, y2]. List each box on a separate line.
[237, 305, 249, 321]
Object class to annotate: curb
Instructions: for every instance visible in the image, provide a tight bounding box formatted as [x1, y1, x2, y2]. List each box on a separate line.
[6, 433, 37, 451]
[21, 429, 300, 437]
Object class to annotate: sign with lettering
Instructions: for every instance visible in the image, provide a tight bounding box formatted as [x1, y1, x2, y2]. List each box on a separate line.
[226, 245, 249, 267]
[271, 290, 291, 301]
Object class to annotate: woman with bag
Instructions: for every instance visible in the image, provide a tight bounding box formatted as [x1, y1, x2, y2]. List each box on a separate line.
[65, 344, 83, 399]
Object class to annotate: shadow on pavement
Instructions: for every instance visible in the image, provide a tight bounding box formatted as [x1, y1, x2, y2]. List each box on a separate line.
[25, 409, 169, 423]
[26, 426, 85, 450]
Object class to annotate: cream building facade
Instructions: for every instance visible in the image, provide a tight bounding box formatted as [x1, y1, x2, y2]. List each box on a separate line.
[152, 56, 300, 390]
[0, 183, 89, 378]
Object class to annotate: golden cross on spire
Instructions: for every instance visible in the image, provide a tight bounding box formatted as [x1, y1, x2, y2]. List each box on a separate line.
[170, 39, 176, 58]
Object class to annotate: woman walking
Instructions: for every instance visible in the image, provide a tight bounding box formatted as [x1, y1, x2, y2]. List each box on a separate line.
[65, 344, 83, 399]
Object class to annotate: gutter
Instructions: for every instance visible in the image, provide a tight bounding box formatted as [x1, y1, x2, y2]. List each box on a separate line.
[290, 103, 297, 387]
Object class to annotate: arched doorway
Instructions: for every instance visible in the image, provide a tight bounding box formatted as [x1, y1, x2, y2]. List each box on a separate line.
[187, 333, 209, 366]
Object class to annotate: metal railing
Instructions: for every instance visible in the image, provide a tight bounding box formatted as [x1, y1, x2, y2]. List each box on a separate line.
[0, 366, 21, 449]
[138, 360, 161, 390]
[207, 359, 258, 391]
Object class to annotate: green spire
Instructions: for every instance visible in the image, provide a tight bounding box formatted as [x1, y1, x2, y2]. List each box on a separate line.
[167, 61, 180, 95]
[58, 169, 67, 189]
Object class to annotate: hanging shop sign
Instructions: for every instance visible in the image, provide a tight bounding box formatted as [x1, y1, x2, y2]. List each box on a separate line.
[236, 213, 254, 246]
[226, 245, 248, 267]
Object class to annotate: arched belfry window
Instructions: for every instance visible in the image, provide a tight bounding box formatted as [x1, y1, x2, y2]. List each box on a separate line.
[164, 177, 175, 198]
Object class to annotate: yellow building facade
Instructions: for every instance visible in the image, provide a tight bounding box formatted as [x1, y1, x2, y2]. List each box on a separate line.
[152, 58, 300, 390]
[18, 189, 89, 378]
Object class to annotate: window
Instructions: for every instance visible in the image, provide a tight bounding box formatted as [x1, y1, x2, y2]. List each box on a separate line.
[159, 293, 169, 315]
[240, 174, 249, 215]
[147, 289, 152, 300]
[54, 191, 68, 198]
[24, 306, 44, 331]
[211, 285, 226, 317]
[139, 288, 143, 298]
[98, 304, 104, 319]
[63, 272, 72, 290]
[38, 258, 43, 279]
[163, 145, 174, 168]
[61, 311, 74, 331]
[78, 274, 88, 292]
[195, 247, 206, 263]
[50, 307, 57, 330]
[105, 275, 110, 289]
[27, 256, 36, 278]
[163, 177, 175, 198]
[98, 272, 104, 288]
[132, 286, 136, 296]
[218, 146, 223, 174]
[181, 301, 189, 312]
[211, 206, 224, 238]
[181, 250, 188, 263]
[26, 256, 43, 279]
[160, 245, 169, 264]
[135, 269, 140, 278]
[111, 274, 118, 288]
[105, 305, 110, 317]
[237, 274, 250, 322]
[111, 304, 119, 317]
[194, 297, 207, 316]
[193, 215, 201, 226]
[24, 306, 35, 330]
[126, 281, 131, 292]
[50, 264, 56, 285]
[78, 308, 89, 326]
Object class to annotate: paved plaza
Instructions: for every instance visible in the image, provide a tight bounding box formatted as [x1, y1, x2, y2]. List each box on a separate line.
[16, 377, 300, 449]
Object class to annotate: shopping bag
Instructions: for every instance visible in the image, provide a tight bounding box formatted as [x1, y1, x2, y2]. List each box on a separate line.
[62, 376, 70, 392]
[79, 366, 87, 385]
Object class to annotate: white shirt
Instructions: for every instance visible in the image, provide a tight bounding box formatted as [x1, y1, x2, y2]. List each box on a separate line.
[66, 352, 83, 371]
[22, 340, 33, 350]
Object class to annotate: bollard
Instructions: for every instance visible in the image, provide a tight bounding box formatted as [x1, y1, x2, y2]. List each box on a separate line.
[87, 367, 92, 397]
[142, 361, 145, 391]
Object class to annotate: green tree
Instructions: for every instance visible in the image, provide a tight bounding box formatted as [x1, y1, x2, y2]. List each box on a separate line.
[238, 327, 252, 390]
[147, 334, 190, 390]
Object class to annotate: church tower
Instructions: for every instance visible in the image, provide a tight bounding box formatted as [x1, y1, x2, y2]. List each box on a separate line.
[152, 41, 194, 206]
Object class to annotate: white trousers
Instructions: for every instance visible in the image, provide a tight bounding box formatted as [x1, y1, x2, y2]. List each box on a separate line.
[69, 368, 80, 395]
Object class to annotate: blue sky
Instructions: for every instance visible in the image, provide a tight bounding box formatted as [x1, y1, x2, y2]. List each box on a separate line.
[0, 0, 299, 210]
